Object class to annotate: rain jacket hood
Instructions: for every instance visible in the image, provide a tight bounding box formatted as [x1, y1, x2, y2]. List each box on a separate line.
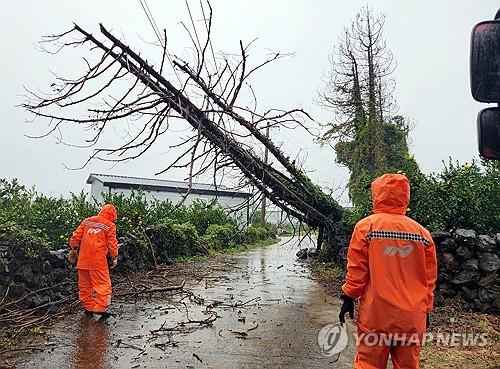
[371, 173, 410, 215]
[99, 204, 117, 222]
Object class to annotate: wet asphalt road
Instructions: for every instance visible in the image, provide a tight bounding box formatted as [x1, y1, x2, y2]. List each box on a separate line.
[8, 238, 355, 368]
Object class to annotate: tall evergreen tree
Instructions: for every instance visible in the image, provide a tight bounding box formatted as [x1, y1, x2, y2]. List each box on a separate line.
[319, 6, 420, 215]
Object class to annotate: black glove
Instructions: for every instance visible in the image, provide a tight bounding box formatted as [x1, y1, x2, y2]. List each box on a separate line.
[339, 294, 355, 323]
[426, 313, 430, 330]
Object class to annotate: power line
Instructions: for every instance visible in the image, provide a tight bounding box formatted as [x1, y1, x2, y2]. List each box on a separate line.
[139, 0, 162, 45]
[277, 129, 336, 169]
[138, 0, 183, 85]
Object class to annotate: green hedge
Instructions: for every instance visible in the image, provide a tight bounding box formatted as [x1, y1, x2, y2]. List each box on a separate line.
[0, 222, 50, 258]
[409, 159, 500, 234]
[344, 159, 500, 234]
[202, 223, 238, 250]
[0, 180, 96, 248]
[146, 220, 202, 258]
[0, 179, 277, 264]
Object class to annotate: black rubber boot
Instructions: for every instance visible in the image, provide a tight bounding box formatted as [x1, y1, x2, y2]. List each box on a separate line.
[96, 311, 112, 319]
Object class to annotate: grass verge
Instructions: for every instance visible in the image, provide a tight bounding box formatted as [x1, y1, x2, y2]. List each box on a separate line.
[420, 305, 500, 369]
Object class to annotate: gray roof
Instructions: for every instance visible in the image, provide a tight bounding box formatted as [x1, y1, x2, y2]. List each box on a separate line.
[87, 173, 251, 198]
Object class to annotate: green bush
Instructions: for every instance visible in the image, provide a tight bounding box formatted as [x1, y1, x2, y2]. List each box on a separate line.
[344, 159, 500, 234]
[0, 179, 278, 261]
[264, 223, 278, 239]
[242, 226, 262, 244]
[241, 225, 272, 244]
[410, 159, 500, 234]
[171, 200, 235, 235]
[202, 223, 237, 250]
[0, 179, 97, 249]
[149, 220, 202, 258]
[102, 191, 150, 241]
[28, 193, 97, 247]
[278, 223, 295, 236]
[0, 222, 50, 257]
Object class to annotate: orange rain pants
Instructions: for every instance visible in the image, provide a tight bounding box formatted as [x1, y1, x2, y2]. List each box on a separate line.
[354, 341, 421, 369]
[77, 269, 112, 313]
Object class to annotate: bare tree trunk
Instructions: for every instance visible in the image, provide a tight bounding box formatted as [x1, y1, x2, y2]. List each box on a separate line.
[260, 124, 270, 227]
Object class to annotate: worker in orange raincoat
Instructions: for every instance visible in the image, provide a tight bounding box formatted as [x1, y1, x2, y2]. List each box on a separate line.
[69, 204, 119, 317]
[339, 173, 437, 369]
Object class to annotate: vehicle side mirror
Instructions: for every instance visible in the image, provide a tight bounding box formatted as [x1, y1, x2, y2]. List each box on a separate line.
[470, 20, 500, 102]
[477, 107, 500, 160]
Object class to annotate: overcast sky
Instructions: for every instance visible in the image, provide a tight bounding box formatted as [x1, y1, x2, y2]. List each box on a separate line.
[0, 1, 498, 204]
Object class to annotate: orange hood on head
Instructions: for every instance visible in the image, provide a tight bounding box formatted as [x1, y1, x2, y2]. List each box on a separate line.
[371, 173, 410, 215]
[99, 204, 117, 222]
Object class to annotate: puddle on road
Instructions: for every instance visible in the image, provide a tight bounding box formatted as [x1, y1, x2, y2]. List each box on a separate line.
[7, 238, 355, 368]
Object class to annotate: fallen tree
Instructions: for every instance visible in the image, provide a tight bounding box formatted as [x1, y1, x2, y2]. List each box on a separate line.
[23, 4, 346, 256]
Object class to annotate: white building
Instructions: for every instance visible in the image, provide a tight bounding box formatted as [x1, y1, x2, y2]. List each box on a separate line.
[87, 173, 252, 224]
[262, 205, 285, 225]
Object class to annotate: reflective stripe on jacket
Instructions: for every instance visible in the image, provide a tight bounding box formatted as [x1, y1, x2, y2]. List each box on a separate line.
[342, 174, 437, 335]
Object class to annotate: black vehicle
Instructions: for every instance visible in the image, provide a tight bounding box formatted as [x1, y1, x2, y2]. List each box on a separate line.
[470, 9, 500, 159]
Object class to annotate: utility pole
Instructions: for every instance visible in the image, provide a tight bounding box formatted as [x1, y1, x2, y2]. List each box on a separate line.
[260, 124, 270, 227]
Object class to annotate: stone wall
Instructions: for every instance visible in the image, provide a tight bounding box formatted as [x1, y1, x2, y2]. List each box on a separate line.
[0, 233, 166, 309]
[1, 228, 499, 313]
[0, 245, 76, 309]
[432, 229, 500, 313]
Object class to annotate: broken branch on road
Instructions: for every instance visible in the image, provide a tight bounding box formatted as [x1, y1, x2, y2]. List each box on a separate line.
[115, 281, 186, 298]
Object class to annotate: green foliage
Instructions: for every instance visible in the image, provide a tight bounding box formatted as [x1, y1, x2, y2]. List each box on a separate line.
[294, 170, 344, 222]
[241, 225, 275, 244]
[102, 191, 150, 240]
[249, 210, 279, 229]
[320, 7, 423, 219]
[0, 179, 97, 249]
[341, 150, 424, 228]
[101, 193, 235, 248]
[314, 261, 343, 280]
[30, 326, 44, 335]
[409, 159, 500, 234]
[243, 226, 266, 243]
[340, 120, 418, 209]
[201, 222, 277, 251]
[324, 24, 420, 209]
[151, 220, 202, 258]
[0, 178, 31, 202]
[171, 199, 235, 236]
[249, 209, 262, 226]
[277, 223, 293, 236]
[202, 223, 237, 250]
[29, 193, 97, 247]
[0, 179, 278, 262]
[343, 159, 500, 235]
[321, 8, 498, 236]
[263, 223, 278, 239]
[0, 222, 50, 258]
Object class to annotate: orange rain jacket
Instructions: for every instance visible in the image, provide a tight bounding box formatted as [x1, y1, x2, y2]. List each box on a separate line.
[70, 204, 119, 271]
[342, 174, 437, 335]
